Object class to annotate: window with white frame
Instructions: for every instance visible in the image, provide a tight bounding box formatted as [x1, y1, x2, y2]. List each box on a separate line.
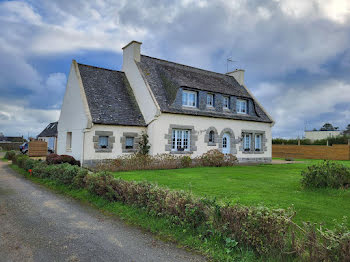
[66, 132, 72, 150]
[125, 137, 134, 149]
[223, 96, 230, 109]
[172, 129, 190, 151]
[99, 136, 108, 149]
[236, 99, 247, 114]
[255, 134, 262, 151]
[207, 94, 214, 107]
[243, 133, 252, 151]
[182, 90, 197, 107]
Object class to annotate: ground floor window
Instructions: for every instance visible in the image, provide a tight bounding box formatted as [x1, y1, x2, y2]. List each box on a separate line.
[98, 136, 108, 149]
[125, 137, 134, 149]
[172, 129, 190, 151]
[243, 133, 252, 151]
[66, 132, 72, 150]
[255, 134, 262, 151]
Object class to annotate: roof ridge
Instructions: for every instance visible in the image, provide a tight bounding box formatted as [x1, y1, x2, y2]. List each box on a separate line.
[77, 62, 124, 73]
[141, 54, 234, 80]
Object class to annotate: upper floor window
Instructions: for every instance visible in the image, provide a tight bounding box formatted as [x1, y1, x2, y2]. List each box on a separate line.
[172, 129, 190, 151]
[182, 90, 197, 107]
[207, 94, 214, 107]
[223, 96, 230, 109]
[236, 99, 247, 114]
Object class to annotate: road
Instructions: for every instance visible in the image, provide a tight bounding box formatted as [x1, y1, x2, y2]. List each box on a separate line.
[0, 161, 206, 262]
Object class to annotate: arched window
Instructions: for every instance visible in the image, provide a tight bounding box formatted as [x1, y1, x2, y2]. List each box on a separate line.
[222, 136, 227, 148]
[209, 130, 215, 143]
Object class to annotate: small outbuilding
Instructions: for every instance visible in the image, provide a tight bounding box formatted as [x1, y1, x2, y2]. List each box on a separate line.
[37, 122, 58, 153]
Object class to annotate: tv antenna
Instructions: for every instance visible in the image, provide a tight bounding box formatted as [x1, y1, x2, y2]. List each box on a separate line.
[226, 57, 238, 73]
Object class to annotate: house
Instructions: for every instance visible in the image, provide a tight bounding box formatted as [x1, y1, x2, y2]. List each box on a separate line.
[37, 121, 58, 153]
[304, 130, 342, 141]
[57, 41, 274, 167]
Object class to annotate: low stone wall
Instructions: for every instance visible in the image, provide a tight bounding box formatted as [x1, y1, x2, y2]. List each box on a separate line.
[272, 144, 350, 160]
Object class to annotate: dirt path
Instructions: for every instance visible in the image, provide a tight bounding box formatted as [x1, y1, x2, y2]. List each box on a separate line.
[0, 161, 206, 262]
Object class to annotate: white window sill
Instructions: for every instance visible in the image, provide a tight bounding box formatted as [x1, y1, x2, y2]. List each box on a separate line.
[66, 148, 72, 152]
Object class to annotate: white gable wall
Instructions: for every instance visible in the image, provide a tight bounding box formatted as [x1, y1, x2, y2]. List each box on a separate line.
[57, 62, 90, 161]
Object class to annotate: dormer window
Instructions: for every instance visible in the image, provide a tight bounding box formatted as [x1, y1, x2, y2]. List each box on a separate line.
[207, 94, 214, 107]
[182, 90, 197, 107]
[236, 99, 247, 114]
[223, 96, 230, 109]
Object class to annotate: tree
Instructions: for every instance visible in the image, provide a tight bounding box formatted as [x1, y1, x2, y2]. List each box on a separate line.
[320, 123, 335, 131]
[138, 132, 150, 155]
[343, 124, 350, 136]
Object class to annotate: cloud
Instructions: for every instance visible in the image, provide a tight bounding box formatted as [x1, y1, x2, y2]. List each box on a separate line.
[0, 102, 60, 137]
[0, 0, 349, 138]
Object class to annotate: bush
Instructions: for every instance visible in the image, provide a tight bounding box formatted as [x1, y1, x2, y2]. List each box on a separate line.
[301, 161, 350, 189]
[46, 154, 80, 166]
[200, 149, 237, 167]
[180, 156, 192, 168]
[4, 150, 16, 160]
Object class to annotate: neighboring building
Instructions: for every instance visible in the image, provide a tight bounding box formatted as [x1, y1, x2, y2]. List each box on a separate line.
[305, 130, 342, 141]
[38, 122, 58, 153]
[57, 41, 274, 167]
[0, 136, 26, 142]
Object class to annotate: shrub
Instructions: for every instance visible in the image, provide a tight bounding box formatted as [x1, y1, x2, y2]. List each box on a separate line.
[199, 149, 237, 167]
[180, 156, 192, 168]
[138, 132, 150, 155]
[301, 161, 350, 189]
[32, 162, 50, 178]
[46, 154, 80, 166]
[4, 150, 16, 160]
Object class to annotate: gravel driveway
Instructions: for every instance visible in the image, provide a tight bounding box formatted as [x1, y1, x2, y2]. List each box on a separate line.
[0, 161, 206, 262]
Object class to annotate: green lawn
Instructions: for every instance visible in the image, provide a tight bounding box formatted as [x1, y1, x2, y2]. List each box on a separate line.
[113, 160, 350, 228]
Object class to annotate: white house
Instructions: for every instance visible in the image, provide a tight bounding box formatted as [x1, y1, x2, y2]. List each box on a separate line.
[57, 41, 274, 167]
[305, 130, 342, 141]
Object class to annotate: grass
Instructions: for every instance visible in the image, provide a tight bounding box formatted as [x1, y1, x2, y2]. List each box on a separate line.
[113, 159, 350, 228]
[7, 163, 267, 262]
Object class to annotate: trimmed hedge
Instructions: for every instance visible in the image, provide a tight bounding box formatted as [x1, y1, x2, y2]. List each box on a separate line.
[46, 153, 81, 166]
[4, 150, 16, 160]
[9, 154, 350, 261]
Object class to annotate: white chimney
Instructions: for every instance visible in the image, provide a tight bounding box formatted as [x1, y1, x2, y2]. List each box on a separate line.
[122, 40, 142, 70]
[226, 69, 245, 86]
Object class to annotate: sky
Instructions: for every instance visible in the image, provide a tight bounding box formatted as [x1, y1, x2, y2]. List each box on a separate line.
[0, 0, 349, 138]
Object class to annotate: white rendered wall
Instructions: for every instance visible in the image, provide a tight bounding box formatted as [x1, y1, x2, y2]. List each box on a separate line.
[57, 63, 89, 161]
[305, 130, 342, 141]
[148, 113, 272, 159]
[83, 124, 146, 161]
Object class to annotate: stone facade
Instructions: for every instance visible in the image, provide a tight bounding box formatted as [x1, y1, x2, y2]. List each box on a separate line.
[93, 131, 115, 153]
[120, 132, 140, 153]
[164, 124, 198, 154]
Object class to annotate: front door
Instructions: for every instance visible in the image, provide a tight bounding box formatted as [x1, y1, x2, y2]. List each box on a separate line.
[222, 133, 230, 154]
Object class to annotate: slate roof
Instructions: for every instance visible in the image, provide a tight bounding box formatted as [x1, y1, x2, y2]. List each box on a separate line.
[78, 63, 146, 126]
[137, 55, 272, 123]
[38, 122, 58, 137]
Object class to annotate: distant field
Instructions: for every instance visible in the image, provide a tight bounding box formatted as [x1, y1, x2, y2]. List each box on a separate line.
[113, 160, 350, 228]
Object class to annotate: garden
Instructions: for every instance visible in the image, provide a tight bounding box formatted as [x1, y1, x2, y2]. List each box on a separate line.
[3, 150, 350, 261]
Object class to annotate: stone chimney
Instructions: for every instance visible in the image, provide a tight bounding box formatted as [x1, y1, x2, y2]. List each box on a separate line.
[226, 69, 245, 86]
[122, 40, 142, 70]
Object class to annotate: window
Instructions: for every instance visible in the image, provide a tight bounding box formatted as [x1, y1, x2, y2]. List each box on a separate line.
[209, 130, 215, 143]
[66, 132, 72, 150]
[125, 137, 134, 149]
[172, 129, 190, 151]
[182, 90, 197, 107]
[99, 136, 108, 149]
[255, 134, 262, 151]
[222, 136, 227, 148]
[236, 99, 247, 114]
[223, 96, 230, 109]
[243, 133, 252, 151]
[207, 94, 214, 107]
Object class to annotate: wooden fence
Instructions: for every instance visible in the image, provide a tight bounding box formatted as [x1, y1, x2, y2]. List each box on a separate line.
[28, 141, 47, 157]
[272, 144, 350, 160]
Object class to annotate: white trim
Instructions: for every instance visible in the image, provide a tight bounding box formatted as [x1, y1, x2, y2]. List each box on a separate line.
[182, 90, 197, 108]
